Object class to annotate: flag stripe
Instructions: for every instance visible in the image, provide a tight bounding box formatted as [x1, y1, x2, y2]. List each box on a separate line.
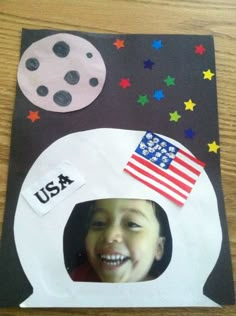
[176, 151, 205, 174]
[132, 153, 193, 191]
[124, 165, 185, 206]
[169, 164, 196, 185]
[129, 155, 192, 194]
[173, 156, 201, 176]
[171, 160, 199, 182]
[179, 149, 206, 167]
[126, 161, 188, 199]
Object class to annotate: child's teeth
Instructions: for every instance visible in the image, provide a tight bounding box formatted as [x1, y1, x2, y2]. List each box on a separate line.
[99, 254, 127, 265]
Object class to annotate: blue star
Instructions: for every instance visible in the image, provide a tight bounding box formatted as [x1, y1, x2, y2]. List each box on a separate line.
[184, 128, 196, 139]
[152, 40, 163, 50]
[153, 90, 165, 101]
[143, 59, 154, 69]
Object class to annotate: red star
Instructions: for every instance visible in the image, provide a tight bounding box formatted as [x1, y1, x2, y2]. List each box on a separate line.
[27, 110, 40, 122]
[119, 78, 131, 89]
[113, 39, 125, 49]
[195, 44, 206, 55]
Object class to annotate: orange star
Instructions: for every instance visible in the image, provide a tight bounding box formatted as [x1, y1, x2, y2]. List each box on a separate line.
[27, 110, 40, 122]
[113, 39, 125, 49]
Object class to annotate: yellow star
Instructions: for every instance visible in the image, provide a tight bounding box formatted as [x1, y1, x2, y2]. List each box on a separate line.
[203, 69, 215, 80]
[208, 141, 220, 153]
[184, 99, 196, 111]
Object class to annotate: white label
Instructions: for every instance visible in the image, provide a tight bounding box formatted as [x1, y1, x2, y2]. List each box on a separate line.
[22, 161, 85, 216]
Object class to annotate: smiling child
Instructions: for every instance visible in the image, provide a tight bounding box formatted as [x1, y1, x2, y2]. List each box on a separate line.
[83, 198, 166, 283]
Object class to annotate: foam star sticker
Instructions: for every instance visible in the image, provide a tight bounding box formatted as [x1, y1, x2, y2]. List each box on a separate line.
[27, 110, 40, 122]
[152, 40, 163, 50]
[185, 128, 196, 139]
[153, 90, 165, 101]
[203, 69, 215, 80]
[113, 39, 125, 49]
[184, 99, 196, 111]
[164, 75, 175, 87]
[137, 95, 149, 106]
[169, 111, 181, 122]
[195, 44, 206, 55]
[119, 78, 131, 89]
[208, 141, 220, 153]
[143, 59, 154, 69]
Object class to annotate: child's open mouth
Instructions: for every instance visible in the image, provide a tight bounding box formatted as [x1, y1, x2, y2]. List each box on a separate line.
[98, 254, 129, 267]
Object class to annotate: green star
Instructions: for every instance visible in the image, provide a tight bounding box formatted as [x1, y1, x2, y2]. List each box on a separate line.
[137, 95, 149, 106]
[164, 75, 175, 87]
[169, 110, 181, 122]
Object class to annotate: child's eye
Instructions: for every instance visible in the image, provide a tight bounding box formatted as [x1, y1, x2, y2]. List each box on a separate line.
[90, 220, 106, 229]
[127, 221, 142, 229]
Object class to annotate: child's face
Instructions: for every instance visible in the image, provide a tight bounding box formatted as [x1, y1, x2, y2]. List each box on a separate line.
[85, 199, 164, 283]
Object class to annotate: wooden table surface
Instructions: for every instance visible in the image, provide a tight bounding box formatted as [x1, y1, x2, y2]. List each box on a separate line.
[0, 0, 236, 315]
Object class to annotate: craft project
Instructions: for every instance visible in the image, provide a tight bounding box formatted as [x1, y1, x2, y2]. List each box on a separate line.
[0, 29, 234, 308]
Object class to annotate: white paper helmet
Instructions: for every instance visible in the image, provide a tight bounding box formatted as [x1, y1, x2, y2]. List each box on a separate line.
[14, 128, 222, 307]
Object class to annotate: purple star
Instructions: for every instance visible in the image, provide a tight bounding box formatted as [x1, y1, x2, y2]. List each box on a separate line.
[153, 90, 165, 101]
[143, 59, 154, 69]
[184, 128, 196, 139]
[152, 40, 163, 50]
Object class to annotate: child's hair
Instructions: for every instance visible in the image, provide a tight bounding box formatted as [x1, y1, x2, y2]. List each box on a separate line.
[63, 199, 172, 280]
[148, 200, 172, 277]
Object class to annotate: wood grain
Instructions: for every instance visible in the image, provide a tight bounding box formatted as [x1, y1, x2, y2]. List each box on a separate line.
[0, 0, 236, 315]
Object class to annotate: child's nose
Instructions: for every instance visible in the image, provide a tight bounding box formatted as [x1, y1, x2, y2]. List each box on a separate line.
[103, 225, 123, 243]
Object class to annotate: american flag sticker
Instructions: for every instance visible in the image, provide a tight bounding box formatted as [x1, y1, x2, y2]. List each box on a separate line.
[124, 131, 206, 206]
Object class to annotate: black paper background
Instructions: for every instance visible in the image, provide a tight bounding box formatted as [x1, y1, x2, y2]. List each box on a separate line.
[0, 29, 234, 306]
